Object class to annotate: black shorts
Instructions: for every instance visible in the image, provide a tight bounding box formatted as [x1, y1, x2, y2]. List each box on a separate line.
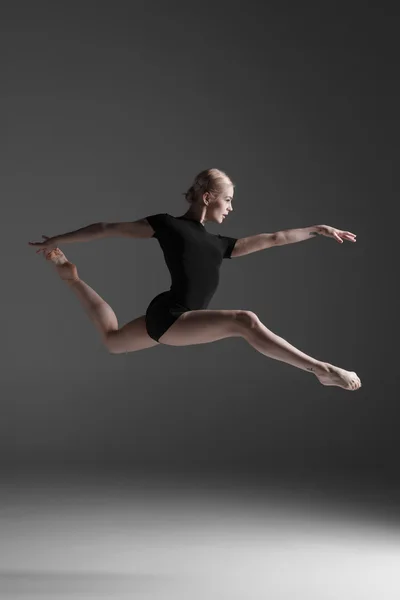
[145, 291, 190, 343]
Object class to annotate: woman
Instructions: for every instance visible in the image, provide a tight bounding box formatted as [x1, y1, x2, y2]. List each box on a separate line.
[28, 168, 361, 391]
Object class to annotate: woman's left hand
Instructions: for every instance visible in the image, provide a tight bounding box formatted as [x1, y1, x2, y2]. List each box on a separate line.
[318, 225, 357, 244]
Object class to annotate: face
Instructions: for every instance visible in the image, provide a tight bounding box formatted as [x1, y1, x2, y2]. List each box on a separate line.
[206, 183, 234, 223]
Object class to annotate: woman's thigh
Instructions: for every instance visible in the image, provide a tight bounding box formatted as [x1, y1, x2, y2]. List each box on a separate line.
[158, 309, 256, 346]
[106, 315, 160, 354]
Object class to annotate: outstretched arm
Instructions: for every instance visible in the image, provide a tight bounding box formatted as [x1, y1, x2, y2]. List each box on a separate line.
[277, 224, 357, 245]
[28, 222, 105, 251]
[51, 222, 105, 244]
[231, 225, 356, 257]
[28, 218, 154, 252]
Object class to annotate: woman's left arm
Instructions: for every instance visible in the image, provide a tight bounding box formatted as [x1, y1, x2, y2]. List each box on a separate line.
[276, 225, 357, 245]
[230, 225, 356, 258]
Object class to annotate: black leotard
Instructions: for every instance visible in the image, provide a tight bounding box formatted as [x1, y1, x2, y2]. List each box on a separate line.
[144, 213, 237, 342]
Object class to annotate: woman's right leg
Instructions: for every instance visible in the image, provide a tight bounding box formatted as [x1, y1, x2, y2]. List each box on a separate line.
[159, 309, 361, 391]
[44, 248, 159, 353]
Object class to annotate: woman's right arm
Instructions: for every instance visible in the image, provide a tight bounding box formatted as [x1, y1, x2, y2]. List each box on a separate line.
[53, 219, 155, 242]
[51, 222, 106, 244]
[29, 219, 154, 250]
[28, 222, 105, 250]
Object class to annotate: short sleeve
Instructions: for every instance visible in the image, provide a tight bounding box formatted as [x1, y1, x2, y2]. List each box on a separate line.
[217, 234, 238, 259]
[145, 213, 168, 238]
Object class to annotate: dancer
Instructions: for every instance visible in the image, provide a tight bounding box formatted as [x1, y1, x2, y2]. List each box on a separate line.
[29, 168, 361, 391]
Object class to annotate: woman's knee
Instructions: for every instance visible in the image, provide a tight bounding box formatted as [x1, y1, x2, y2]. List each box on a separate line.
[102, 315, 159, 354]
[235, 310, 260, 331]
[102, 330, 120, 354]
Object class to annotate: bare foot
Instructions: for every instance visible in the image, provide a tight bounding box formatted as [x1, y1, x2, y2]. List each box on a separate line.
[315, 363, 361, 391]
[44, 248, 79, 282]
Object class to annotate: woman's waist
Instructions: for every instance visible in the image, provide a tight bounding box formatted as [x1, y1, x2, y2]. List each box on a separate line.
[169, 286, 214, 309]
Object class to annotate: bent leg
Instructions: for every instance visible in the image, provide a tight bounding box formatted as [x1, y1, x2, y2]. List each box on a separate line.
[106, 315, 159, 354]
[67, 280, 158, 353]
[45, 248, 158, 353]
[44, 247, 119, 339]
[67, 279, 118, 338]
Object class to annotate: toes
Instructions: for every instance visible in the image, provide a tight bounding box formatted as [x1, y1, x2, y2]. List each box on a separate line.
[351, 372, 361, 390]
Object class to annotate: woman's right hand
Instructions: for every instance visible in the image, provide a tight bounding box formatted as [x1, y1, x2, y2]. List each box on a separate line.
[28, 235, 58, 255]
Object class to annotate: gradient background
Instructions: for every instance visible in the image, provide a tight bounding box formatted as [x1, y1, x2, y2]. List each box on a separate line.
[2, 1, 398, 505]
[2, 3, 399, 597]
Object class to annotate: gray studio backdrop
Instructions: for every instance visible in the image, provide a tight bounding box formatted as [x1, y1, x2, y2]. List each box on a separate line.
[2, 3, 396, 483]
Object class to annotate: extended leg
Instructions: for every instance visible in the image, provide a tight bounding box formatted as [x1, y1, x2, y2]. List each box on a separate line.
[158, 309, 361, 390]
[242, 314, 361, 390]
[243, 317, 325, 374]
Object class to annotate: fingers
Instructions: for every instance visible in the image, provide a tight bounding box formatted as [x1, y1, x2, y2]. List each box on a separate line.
[326, 227, 357, 243]
[333, 232, 343, 243]
[335, 230, 356, 243]
[342, 231, 357, 242]
[28, 235, 50, 244]
[28, 235, 52, 250]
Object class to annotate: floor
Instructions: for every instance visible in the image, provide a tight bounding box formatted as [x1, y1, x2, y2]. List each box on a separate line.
[1, 471, 400, 599]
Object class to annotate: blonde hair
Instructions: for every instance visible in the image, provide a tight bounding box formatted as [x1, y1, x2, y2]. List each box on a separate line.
[183, 168, 234, 204]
